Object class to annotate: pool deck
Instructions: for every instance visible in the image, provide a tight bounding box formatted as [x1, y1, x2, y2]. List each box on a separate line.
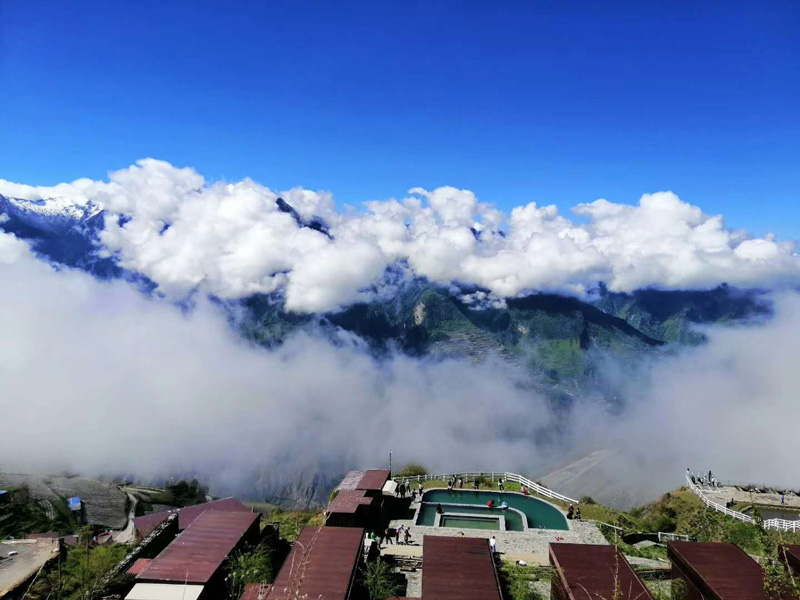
[388, 509, 607, 561]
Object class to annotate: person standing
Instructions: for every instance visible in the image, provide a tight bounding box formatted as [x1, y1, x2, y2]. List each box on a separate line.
[384, 527, 394, 545]
[404, 527, 411, 545]
[576, 507, 582, 521]
[489, 536, 497, 553]
[498, 477, 505, 491]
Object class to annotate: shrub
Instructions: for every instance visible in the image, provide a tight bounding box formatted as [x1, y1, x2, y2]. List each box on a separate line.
[394, 462, 427, 477]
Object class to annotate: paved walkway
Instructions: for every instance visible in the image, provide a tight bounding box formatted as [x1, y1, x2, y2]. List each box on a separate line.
[705, 485, 800, 511]
[388, 509, 607, 559]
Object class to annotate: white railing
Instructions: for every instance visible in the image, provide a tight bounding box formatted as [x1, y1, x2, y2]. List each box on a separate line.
[686, 475, 800, 532]
[393, 471, 578, 504]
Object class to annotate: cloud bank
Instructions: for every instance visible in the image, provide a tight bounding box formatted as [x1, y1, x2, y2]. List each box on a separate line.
[0, 230, 557, 500]
[2, 159, 798, 313]
[2, 226, 800, 505]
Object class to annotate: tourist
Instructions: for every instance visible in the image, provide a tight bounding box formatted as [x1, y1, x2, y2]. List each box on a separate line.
[522, 486, 529, 496]
[567, 504, 574, 519]
[396, 524, 405, 542]
[489, 536, 497, 553]
[404, 527, 411, 545]
[418, 482, 424, 497]
[447, 480, 453, 491]
[474, 479, 480, 490]
[378, 529, 386, 546]
[458, 477, 463, 488]
[498, 477, 505, 491]
[500, 501, 508, 510]
[576, 507, 582, 521]
[436, 503, 444, 515]
[385, 527, 394, 545]
[782, 493, 786, 505]
[487, 499, 495, 509]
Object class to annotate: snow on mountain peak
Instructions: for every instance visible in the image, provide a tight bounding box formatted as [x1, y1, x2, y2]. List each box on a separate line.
[3, 195, 103, 220]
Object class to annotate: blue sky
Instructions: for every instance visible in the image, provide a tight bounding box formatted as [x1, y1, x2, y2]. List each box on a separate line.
[1, 0, 798, 238]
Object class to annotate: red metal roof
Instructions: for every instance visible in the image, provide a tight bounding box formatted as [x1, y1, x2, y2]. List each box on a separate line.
[549, 543, 653, 600]
[137, 510, 260, 584]
[134, 497, 250, 538]
[327, 490, 375, 515]
[356, 470, 390, 491]
[134, 512, 171, 539]
[127, 558, 153, 576]
[176, 497, 250, 529]
[780, 545, 800, 575]
[268, 526, 364, 600]
[668, 541, 768, 600]
[240, 583, 273, 600]
[421, 536, 503, 600]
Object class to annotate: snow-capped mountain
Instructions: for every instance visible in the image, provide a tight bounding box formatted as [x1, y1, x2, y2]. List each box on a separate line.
[0, 194, 116, 276]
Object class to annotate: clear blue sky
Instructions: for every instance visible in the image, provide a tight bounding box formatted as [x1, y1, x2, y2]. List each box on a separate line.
[1, 0, 798, 238]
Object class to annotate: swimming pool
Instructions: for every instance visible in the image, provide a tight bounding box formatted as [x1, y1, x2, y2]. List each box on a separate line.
[417, 502, 525, 531]
[418, 489, 569, 531]
[441, 515, 500, 530]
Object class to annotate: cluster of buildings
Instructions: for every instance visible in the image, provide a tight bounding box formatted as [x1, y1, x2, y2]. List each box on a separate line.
[4, 469, 800, 600]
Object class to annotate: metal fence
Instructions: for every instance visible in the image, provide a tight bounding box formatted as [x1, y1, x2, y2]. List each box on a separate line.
[393, 471, 578, 504]
[686, 475, 800, 532]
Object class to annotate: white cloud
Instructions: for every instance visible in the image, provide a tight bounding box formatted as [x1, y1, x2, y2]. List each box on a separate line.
[0, 230, 556, 498]
[2, 160, 798, 313]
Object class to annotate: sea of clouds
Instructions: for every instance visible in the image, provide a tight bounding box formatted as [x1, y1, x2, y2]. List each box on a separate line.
[2, 158, 798, 313]
[1, 160, 799, 505]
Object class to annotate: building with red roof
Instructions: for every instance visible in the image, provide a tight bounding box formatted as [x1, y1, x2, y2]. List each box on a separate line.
[550, 542, 653, 600]
[421, 536, 503, 600]
[268, 526, 364, 600]
[668, 541, 771, 600]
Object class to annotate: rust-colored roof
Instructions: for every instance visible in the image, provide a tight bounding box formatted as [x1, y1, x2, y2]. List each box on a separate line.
[176, 497, 250, 529]
[134, 512, 172, 539]
[668, 541, 767, 600]
[134, 497, 250, 538]
[127, 558, 153, 576]
[327, 490, 375, 514]
[421, 536, 503, 600]
[269, 526, 364, 600]
[356, 470, 390, 491]
[138, 510, 260, 584]
[240, 583, 273, 600]
[549, 543, 653, 600]
[780, 545, 800, 575]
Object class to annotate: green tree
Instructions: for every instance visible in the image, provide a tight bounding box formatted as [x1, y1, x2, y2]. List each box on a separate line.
[363, 559, 400, 600]
[226, 549, 275, 599]
[394, 462, 427, 477]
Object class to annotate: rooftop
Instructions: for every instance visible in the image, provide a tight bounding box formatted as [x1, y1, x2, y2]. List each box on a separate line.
[269, 526, 364, 600]
[549, 542, 653, 600]
[780, 545, 800, 575]
[336, 470, 391, 492]
[133, 497, 250, 538]
[239, 583, 273, 600]
[668, 541, 768, 600]
[137, 510, 259, 584]
[421, 536, 503, 600]
[327, 489, 375, 514]
[0, 538, 60, 597]
[124, 582, 204, 600]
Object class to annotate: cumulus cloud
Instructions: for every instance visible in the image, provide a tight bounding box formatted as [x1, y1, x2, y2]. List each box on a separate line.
[2, 159, 798, 314]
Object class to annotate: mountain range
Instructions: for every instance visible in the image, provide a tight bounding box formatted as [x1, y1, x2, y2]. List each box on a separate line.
[0, 192, 772, 390]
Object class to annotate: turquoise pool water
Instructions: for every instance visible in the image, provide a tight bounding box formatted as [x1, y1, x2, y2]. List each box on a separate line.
[441, 515, 500, 530]
[418, 489, 569, 531]
[417, 502, 525, 531]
